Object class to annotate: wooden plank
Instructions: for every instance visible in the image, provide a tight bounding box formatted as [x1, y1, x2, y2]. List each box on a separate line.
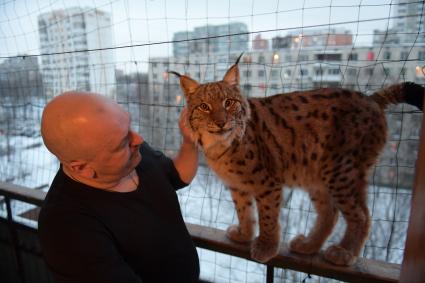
[400, 112, 425, 283]
[0, 182, 45, 206]
[187, 223, 400, 283]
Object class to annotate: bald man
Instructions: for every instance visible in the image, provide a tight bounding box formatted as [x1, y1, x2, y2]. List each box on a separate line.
[38, 92, 200, 283]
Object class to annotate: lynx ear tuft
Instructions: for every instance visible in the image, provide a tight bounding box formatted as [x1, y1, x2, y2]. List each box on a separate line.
[223, 53, 243, 86]
[235, 52, 244, 65]
[168, 71, 181, 78]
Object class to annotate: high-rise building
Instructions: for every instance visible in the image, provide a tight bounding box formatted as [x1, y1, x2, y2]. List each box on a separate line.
[172, 22, 249, 57]
[0, 55, 43, 101]
[252, 34, 269, 51]
[393, 0, 425, 43]
[374, 0, 425, 45]
[38, 7, 116, 98]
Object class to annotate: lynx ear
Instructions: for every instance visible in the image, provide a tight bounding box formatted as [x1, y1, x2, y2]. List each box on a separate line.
[223, 53, 243, 87]
[169, 71, 199, 95]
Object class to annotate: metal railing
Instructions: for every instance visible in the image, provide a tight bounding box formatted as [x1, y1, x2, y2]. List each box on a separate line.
[0, 181, 402, 283]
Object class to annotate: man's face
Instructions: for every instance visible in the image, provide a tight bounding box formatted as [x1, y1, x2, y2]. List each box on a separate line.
[88, 106, 143, 183]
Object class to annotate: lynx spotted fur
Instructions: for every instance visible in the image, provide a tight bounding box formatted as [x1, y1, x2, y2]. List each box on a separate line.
[172, 57, 424, 265]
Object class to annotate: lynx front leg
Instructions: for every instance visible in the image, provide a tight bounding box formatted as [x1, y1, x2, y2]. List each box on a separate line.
[251, 188, 282, 263]
[226, 187, 256, 243]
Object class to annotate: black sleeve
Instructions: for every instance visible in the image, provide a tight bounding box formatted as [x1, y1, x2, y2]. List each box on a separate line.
[39, 210, 143, 283]
[142, 143, 188, 191]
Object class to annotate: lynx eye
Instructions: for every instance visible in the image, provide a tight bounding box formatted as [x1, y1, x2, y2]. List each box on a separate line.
[198, 103, 211, 112]
[224, 99, 235, 109]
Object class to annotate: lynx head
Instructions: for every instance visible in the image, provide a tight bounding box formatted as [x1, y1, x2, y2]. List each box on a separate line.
[171, 56, 250, 150]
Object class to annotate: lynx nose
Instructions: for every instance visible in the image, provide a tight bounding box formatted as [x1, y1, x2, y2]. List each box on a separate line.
[215, 120, 226, 128]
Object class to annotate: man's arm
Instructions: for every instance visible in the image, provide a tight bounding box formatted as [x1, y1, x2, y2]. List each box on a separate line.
[173, 108, 198, 184]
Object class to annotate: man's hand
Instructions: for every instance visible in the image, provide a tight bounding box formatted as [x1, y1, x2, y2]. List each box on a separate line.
[173, 107, 198, 184]
[178, 107, 194, 144]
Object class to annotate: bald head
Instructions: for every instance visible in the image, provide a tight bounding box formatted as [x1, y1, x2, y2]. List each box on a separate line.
[41, 91, 128, 162]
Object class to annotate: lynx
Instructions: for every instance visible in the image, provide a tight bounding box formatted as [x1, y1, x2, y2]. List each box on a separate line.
[170, 56, 423, 265]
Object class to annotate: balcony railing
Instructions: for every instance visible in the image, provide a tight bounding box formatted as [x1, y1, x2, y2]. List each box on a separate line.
[0, 113, 424, 283]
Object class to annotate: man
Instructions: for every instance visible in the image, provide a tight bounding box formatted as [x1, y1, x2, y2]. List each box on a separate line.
[38, 92, 200, 283]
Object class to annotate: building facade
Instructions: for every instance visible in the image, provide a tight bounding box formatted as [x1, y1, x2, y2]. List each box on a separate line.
[374, 0, 425, 45]
[172, 22, 249, 58]
[273, 28, 353, 50]
[38, 7, 116, 98]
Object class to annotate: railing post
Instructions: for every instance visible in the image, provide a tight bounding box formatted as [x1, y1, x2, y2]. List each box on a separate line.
[5, 196, 26, 283]
[399, 106, 425, 282]
[266, 264, 274, 283]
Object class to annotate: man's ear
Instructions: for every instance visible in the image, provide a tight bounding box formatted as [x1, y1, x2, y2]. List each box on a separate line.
[66, 160, 95, 179]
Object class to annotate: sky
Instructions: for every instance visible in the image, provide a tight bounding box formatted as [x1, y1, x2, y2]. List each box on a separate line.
[0, 0, 397, 69]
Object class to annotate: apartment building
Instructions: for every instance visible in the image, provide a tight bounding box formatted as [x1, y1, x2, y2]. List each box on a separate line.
[38, 7, 116, 98]
[172, 22, 249, 58]
[374, 0, 425, 45]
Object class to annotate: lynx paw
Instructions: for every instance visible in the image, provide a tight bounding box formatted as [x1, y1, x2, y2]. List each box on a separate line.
[226, 225, 253, 243]
[250, 237, 280, 263]
[289, 235, 321, 255]
[324, 245, 356, 266]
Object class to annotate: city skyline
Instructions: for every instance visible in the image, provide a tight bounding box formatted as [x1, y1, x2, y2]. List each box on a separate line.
[0, 0, 403, 71]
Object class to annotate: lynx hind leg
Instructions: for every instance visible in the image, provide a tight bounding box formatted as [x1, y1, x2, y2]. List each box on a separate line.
[226, 187, 256, 243]
[324, 175, 371, 266]
[289, 189, 338, 255]
[251, 187, 283, 263]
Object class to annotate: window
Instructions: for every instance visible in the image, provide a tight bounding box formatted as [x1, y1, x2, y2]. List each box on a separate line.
[347, 68, 357, 76]
[316, 54, 341, 61]
[271, 70, 279, 78]
[348, 53, 358, 61]
[299, 55, 308, 61]
[258, 70, 265, 77]
[400, 51, 409, 60]
[243, 55, 252, 63]
[73, 22, 85, 29]
[243, 70, 252, 77]
[258, 55, 265, 64]
[418, 51, 425, 60]
[383, 51, 391, 60]
[315, 68, 323, 76]
[300, 69, 308, 76]
[328, 69, 340, 75]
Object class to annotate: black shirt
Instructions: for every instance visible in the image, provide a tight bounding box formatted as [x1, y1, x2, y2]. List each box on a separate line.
[38, 142, 200, 283]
